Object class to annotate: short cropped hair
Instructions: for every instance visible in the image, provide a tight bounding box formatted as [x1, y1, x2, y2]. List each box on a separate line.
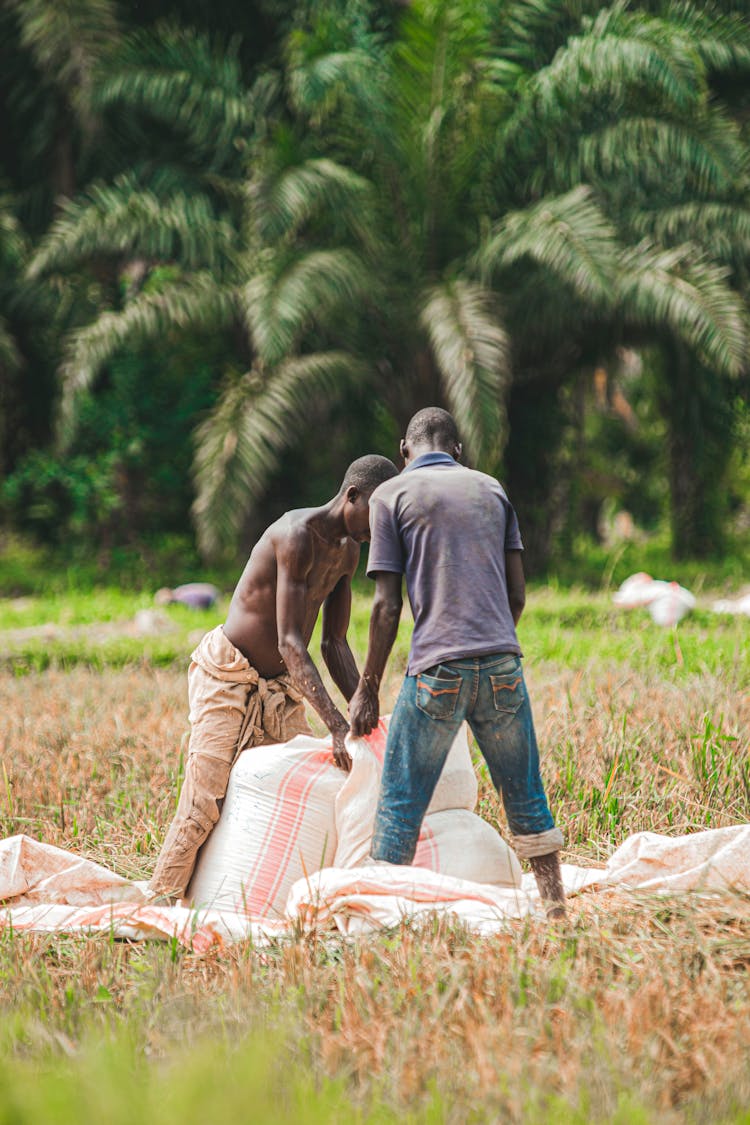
[340, 454, 399, 495]
[405, 406, 459, 448]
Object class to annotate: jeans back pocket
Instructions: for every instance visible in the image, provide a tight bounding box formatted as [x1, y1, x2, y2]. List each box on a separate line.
[490, 669, 525, 714]
[416, 669, 462, 721]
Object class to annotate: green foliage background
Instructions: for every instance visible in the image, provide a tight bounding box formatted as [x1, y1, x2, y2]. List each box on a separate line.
[0, 0, 749, 579]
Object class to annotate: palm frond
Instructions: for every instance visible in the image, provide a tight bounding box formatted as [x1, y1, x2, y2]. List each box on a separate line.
[285, 3, 385, 122]
[288, 47, 379, 118]
[58, 274, 237, 440]
[90, 25, 251, 166]
[0, 317, 22, 373]
[421, 280, 510, 468]
[616, 243, 747, 376]
[0, 202, 28, 270]
[480, 186, 618, 305]
[558, 112, 746, 197]
[505, 2, 704, 152]
[628, 203, 750, 265]
[661, 1, 750, 73]
[389, 0, 509, 207]
[244, 249, 371, 366]
[251, 158, 371, 244]
[192, 351, 366, 557]
[28, 176, 236, 278]
[190, 370, 260, 561]
[8, 0, 119, 106]
[499, 0, 601, 69]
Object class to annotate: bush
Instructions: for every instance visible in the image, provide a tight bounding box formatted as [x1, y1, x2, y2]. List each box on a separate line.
[2, 450, 122, 546]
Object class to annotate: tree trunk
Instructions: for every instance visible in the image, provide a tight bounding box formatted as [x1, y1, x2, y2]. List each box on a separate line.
[661, 344, 733, 559]
[53, 106, 76, 201]
[503, 372, 568, 577]
[380, 349, 442, 446]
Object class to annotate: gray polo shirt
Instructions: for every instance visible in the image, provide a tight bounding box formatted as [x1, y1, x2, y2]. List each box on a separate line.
[367, 452, 524, 676]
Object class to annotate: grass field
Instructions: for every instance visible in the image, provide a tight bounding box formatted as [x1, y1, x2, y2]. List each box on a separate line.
[1, 583, 749, 1122]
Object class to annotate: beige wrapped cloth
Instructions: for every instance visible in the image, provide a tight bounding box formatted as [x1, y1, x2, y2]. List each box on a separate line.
[149, 626, 310, 899]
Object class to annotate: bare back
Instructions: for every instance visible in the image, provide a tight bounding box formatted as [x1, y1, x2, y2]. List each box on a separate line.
[223, 508, 359, 677]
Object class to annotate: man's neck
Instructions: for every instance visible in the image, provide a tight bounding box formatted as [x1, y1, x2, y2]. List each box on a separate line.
[309, 497, 348, 544]
[406, 444, 455, 464]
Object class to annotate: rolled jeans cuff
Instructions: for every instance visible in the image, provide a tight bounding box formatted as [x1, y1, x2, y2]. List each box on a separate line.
[511, 826, 564, 859]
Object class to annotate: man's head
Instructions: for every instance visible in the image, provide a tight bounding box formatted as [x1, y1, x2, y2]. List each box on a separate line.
[401, 407, 462, 465]
[339, 454, 399, 541]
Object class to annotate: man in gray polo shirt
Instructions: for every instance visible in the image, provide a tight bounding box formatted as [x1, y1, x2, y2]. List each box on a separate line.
[349, 407, 566, 920]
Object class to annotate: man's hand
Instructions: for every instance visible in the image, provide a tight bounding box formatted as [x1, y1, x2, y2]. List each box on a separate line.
[331, 717, 353, 772]
[349, 572, 401, 737]
[349, 675, 379, 738]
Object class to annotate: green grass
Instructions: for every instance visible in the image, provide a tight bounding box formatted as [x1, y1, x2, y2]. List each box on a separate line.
[0, 533, 236, 597]
[0, 1017, 431, 1125]
[1, 584, 747, 684]
[549, 529, 750, 592]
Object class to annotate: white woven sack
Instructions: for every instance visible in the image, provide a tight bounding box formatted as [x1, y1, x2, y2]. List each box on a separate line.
[648, 584, 695, 625]
[334, 721, 477, 868]
[187, 735, 344, 918]
[415, 809, 522, 889]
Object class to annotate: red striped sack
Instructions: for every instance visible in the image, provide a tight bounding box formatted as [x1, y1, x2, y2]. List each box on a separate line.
[187, 735, 343, 918]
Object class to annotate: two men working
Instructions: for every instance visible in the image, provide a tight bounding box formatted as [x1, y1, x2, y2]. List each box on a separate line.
[150, 410, 566, 920]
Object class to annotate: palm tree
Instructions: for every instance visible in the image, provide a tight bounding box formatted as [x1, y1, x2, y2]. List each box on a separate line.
[4, 0, 120, 201]
[30, 0, 750, 564]
[0, 199, 59, 477]
[492, 0, 750, 560]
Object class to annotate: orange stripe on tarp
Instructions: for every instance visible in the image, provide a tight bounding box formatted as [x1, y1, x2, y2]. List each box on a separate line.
[2, 903, 225, 953]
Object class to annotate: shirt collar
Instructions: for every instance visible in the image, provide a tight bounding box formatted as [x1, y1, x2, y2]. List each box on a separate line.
[403, 451, 457, 473]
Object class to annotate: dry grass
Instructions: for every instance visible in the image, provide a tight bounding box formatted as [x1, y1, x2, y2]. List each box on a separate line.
[1, 652, 750, 1120]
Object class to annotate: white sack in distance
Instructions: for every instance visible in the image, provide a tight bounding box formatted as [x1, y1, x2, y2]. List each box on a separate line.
[612, 572, 696, 625]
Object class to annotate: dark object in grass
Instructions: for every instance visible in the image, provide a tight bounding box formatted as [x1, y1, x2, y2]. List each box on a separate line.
[155, 583, 220, 610]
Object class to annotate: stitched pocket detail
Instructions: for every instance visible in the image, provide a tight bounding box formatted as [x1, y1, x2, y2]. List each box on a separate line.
[490, 671, 525, 714]
[416, 671, 461, 720]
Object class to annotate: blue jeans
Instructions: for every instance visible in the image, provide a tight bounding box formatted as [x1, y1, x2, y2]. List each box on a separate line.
[371, 653, 560, 864]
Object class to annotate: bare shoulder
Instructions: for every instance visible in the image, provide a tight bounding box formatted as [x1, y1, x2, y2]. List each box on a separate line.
[270, 510, 316, 574]
[232, 511, 313, 592]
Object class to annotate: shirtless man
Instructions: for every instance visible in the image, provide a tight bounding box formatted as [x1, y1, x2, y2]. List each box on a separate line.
[149, 454, 399, 900]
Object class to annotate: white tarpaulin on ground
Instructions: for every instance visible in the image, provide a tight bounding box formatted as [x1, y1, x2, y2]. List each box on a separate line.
[2, 726, 749, 952]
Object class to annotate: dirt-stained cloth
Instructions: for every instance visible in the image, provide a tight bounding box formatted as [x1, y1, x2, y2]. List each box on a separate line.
[149, 625, 310, 899]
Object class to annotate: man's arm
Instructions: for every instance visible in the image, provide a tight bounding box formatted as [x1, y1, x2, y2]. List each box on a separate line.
[505, 549, 526, 625]
[276, 530, 352, 771]
[349, 571, 403, 737]
[321, 570, 360, 702]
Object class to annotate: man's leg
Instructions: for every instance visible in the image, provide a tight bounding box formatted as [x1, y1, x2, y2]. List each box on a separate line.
[149, 660, 251, 900]
[148, 749, 235, 900]
[468, 655, 566, 920]
[371, 664, 467, 864]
